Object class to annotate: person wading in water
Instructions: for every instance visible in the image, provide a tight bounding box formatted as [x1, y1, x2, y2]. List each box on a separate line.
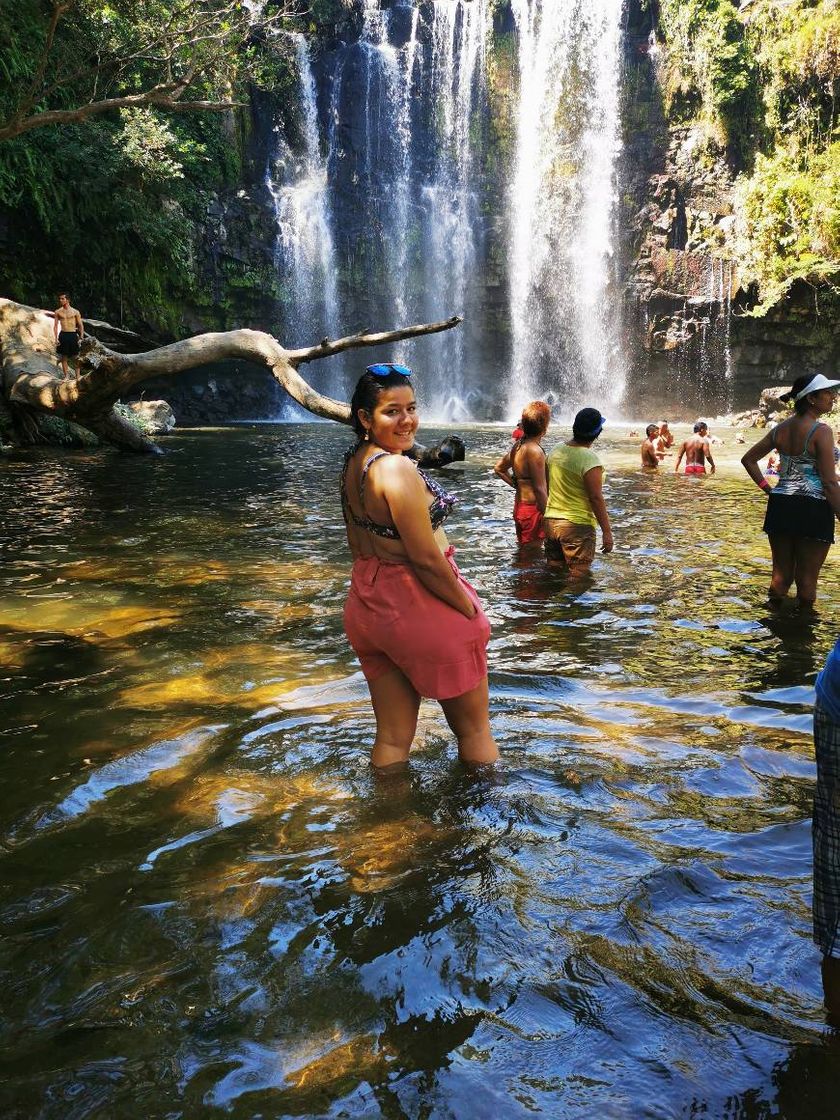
[494, 400, 551, 545]
[741, 373, 840, 607]
[675, 421, 715, 476]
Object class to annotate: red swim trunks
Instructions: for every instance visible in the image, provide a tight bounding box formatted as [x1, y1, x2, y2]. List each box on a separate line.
[513, 497, 544, 543]
[343, 546, 490, 700]
[685, 463, 706, 475]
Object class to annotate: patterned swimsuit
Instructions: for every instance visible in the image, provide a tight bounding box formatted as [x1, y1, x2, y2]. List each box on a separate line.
[773, 421, 826, 498]
[340, 448, 456, 539]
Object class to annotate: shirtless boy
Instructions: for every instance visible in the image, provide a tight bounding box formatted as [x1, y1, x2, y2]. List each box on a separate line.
[641, 424, 663, 469]
[53, 293, 84, 379]
[675, 421, 715, 475]
[656, 420, 674, 454]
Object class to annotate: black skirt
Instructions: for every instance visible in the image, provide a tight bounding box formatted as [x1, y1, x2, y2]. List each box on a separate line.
[763, 492, 835, 545]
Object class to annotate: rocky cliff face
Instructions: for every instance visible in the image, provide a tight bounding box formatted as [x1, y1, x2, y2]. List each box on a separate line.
[619, 0, 839, 417]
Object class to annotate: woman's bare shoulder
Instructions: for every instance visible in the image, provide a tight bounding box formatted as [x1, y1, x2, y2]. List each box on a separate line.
[370, 452, 422, 488]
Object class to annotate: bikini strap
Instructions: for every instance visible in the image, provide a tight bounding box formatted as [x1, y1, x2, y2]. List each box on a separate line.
[358, 450, 391, 506]
[511, 436, 544, 467]
[803, 420, 821, 454]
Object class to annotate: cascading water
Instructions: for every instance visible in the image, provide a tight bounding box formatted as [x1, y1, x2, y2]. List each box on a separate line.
[346, 0, 491, 419]
[507, 0, 626, 417]
[267, 0, 626, 421]
[265, 34, 341, 414]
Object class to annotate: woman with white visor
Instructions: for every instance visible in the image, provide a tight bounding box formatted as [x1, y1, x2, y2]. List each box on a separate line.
[741, 373, 840, 607]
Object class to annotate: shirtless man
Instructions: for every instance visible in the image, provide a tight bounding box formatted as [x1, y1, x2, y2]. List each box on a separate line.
[656, 420, 674, 454]
[675, 421, 716, 476]
[641, 424, 663, 469]
[53, 293, 84, 379]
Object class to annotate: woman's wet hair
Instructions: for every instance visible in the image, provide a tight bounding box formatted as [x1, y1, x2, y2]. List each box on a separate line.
[349, 369, 413, 441]
[520, 400, 551, 437]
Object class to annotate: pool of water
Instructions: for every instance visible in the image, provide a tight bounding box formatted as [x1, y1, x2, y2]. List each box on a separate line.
[1, 423, 838, 1119]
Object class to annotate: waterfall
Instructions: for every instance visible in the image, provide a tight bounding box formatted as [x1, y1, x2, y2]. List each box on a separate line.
[507, 0, 625, 418]
[265, 34, 341, 413]
[266, 1, 626, 421]
[348, 0, 490, 419]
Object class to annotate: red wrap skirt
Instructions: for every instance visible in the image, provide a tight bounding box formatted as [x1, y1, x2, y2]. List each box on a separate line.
[343, 546, 490, 700]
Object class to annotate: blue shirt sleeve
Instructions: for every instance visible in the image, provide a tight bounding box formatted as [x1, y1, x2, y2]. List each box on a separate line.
[816, 639, 840, 723]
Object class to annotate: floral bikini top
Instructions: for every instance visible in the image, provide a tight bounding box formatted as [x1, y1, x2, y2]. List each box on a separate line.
[340, 448, 457, 540]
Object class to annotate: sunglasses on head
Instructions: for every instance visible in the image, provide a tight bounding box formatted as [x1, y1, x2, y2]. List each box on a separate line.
[366, 363, 413, 378]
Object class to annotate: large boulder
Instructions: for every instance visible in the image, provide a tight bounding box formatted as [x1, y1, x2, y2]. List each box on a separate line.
[758, 386, 790, 418]
[408, 435, 466, 469]
[125, 400, 176, 435]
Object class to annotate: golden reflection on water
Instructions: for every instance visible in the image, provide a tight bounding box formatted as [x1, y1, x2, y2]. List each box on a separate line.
[0, 424, 837, 1119]
[283, 1032, 394, 1094]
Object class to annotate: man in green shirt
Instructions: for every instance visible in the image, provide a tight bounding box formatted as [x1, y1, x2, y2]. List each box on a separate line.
[544, 407, 613, 573]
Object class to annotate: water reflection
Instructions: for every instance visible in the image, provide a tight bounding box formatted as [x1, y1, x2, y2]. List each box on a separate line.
[0, 424, 837, 1117]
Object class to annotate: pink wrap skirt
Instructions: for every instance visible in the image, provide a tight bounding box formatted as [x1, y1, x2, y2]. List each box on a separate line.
[344, 546, 491, 700]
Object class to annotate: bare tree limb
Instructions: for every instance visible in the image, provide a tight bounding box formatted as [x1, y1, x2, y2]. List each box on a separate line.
[0, 0, 294, 143]
[0, 300, 463, 452]
[0, 91, 243, 142]
[286, 316, 464, 366]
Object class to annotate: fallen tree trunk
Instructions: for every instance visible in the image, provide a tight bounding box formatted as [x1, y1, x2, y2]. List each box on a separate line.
[0, 298, 462, 452]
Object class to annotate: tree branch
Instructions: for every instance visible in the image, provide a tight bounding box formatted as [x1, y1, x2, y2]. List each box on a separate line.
[0, 91, 243, 142]
[15, 0, 69, 121]
[286, 316, 464, 366]
[0, 300, 463, 452]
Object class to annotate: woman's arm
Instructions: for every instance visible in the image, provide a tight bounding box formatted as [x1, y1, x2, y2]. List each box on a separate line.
[814, 425, 840, 517]
[741, 429, 777, 490]
[494, 449, 515, 488]
[582, 466, 613, 553]
[381, 457, 477, 617]
[524, 445, 548, 512]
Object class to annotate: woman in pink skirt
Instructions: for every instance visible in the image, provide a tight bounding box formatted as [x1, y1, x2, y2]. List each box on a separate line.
[340, 364, 498, 769]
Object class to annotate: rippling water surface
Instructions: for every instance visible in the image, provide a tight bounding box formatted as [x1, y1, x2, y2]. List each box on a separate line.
[2, 424, 839, 1119]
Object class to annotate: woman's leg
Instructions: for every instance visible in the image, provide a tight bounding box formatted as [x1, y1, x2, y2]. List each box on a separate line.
[767, 533, 796, 599]
[368, 668, 421, 769]
[792, 538, 832, 606]
[440, 676, 499, 765]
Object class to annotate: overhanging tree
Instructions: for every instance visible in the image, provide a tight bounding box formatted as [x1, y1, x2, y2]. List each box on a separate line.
[0, 0, 302, 143]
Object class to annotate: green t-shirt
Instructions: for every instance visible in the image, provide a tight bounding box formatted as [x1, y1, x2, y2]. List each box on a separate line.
[545, 443, 604, 527]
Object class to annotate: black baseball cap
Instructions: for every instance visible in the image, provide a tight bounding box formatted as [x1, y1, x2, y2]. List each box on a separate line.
[573, 408, 606, 439]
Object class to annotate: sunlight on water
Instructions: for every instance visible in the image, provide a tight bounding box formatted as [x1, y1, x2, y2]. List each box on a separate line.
[1, 423, 838, 1118]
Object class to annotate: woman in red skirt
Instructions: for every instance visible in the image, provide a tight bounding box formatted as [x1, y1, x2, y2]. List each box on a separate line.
[340, 364, 498, 769]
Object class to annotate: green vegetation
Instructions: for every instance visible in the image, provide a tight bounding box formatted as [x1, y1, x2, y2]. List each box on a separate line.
[0, 0, 304, 332]
[657, 0, 755, 152]
[655, 0, 840, 312]
[738, 139, 840, 311]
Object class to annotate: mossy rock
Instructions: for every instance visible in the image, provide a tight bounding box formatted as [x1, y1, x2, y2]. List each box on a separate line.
[35, 414, 101, 448]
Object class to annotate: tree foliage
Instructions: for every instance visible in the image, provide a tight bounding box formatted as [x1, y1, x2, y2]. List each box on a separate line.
[0, 0, 299, 142]
[655, 0, 840, 309]
[0, 0, 313, 329]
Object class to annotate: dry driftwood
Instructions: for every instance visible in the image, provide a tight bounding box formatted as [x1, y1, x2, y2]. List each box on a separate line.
[0, 298, 461, 452]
